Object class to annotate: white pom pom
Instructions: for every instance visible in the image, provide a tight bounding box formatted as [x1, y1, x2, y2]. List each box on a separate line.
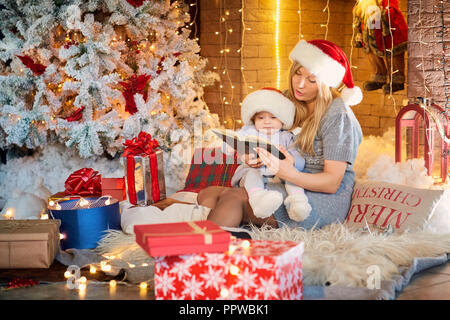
[341, 86, 363, 106]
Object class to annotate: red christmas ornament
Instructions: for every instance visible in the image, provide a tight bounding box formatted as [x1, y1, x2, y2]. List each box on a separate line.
[126, 0, 146, 7]
[119, 74, 151, 115]
[16, 55, 47, 76]
[64, 106, 85, 122]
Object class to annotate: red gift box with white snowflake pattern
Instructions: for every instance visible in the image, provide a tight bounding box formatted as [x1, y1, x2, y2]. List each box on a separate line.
[154, 238, 304, 300]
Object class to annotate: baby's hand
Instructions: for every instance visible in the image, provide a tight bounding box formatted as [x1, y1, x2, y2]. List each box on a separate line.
[241, 153, 263, 168]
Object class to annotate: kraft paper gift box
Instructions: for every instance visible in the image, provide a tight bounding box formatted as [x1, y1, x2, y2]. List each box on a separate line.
[0, 219, 61, 269]
[153, 238, 304, 300]
[134, 220, 231, 257]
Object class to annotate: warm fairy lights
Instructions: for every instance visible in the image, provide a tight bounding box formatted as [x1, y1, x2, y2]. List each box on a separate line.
[4, 208, 14, 219]
[321, 0, 330, 40]
[229, 264, 240, 275]
[48, 195, 113, 211]
[220, 288, 229, 298]
[139, 282, 148, 290]
[275, 0, 281, 89]
[298, 0, 304, 40]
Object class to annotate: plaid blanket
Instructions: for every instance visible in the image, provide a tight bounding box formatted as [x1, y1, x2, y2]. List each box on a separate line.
[180, 148, 240, 193]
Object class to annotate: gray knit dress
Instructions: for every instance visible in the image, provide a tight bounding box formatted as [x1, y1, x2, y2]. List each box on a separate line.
[269, 97, 363, 229]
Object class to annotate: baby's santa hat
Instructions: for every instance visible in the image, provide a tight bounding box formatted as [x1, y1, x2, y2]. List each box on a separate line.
[241, 87, 295, 129]
[289, 39, 363, 106]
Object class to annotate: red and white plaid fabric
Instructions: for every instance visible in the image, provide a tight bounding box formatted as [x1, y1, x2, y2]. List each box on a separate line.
[179, 148, 240, 193]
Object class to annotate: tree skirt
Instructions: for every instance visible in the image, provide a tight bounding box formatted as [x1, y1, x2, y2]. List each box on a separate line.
[56, 223, 450, 300]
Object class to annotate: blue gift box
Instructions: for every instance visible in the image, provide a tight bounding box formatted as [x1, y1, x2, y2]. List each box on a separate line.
[48, 197, 121, 250]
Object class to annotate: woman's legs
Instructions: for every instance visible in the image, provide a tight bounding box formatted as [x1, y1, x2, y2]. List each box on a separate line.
[197, 186, 278, 228]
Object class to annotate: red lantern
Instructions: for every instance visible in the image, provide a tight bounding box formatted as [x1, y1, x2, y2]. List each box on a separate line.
[395, 103, 449, 183]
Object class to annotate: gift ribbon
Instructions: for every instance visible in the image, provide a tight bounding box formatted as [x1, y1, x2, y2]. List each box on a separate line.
[122, 132, 160, 205]
[64, 168, 101, 196]
[187, 221, 212, 244]
[142, 221, 224, 245]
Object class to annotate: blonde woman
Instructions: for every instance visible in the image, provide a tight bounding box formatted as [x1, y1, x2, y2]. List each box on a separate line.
[198, 39, 363, 229]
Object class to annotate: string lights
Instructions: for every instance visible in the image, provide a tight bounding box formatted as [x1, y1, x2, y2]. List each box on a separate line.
[298, 0, 304, 40]
[275, 0, 281, 89]
[437, 0, 449, 114]
[239, 0, 249, 97]
[48, 195, 113, 211]
[321, 0, 330, 40]
[385, 0, 398, 113]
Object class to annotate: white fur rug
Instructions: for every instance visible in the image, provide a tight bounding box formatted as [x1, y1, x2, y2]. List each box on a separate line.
[96, 223, 450, 288]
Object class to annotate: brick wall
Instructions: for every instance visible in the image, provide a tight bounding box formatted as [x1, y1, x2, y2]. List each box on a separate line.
[199, 0, 409, 136]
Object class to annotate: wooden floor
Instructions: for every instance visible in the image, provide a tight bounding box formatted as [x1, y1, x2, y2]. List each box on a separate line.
[0, 261, 449, 300]
[396, 261, 450, 300]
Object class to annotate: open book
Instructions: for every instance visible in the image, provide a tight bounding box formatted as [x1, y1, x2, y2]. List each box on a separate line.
[212, 128, 286, 160]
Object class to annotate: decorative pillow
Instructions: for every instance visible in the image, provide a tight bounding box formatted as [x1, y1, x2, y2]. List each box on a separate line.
[345, 180, 449, 234]
[180, 148, 239, 193]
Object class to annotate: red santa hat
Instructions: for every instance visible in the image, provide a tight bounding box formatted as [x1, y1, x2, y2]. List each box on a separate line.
[289, 39, 363, 106]
[241, 87, 295, 129]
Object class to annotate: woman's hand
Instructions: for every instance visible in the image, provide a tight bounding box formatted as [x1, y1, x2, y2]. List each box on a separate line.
[240, 153, 264, 168]
[254, 146, 296, 180]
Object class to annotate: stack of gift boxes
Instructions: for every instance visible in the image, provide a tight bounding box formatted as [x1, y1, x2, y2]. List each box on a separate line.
[135, 221, 304, 300]
[0, 131, 166, 268]
[1, 129, 304, 301]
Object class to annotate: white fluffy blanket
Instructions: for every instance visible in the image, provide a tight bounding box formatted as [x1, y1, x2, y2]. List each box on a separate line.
[96, 223, 450, 288]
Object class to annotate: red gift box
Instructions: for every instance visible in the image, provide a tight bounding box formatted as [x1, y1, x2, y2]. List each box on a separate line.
[153, 238, 304, 300]
[101, 177, 126, 201]
[134, 220, 231, 257]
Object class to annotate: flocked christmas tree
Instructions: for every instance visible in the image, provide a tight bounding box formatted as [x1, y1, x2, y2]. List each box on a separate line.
[0, 0, 220, 199]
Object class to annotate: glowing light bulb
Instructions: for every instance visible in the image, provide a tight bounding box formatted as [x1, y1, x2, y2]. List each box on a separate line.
[79, 276, 87, 284]
[90, 266, 97, 274]
[241, 240, 251, 249]
[41, 214, 49, 220]
[60, 233, 65, 240]
[4, 208, 14, 219]
[220, 288, 229, 298]
[101, 264, 112, 272]
[78, 283, 86, 291]
[49, 200, 55, 206]
[105, 197, 111, 205]
[229, 265, 240, 275]
[64, 271, 71, 278]
[110, 280, 117, 287]
[228, 245, 236, 255]
[139, 282, 148, 290]
[79, 198, 89, 208]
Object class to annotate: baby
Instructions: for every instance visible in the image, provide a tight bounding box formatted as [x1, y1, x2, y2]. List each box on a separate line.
[228, 88, 311, 222]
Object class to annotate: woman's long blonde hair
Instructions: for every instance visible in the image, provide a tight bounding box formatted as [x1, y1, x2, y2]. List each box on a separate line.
[286, 61, 340, 155]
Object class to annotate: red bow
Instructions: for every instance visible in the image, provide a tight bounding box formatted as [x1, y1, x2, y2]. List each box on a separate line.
[122, 131, 159, 157]
[64, 168, 102, 196]
[119, 74, 151, 115]
[64, 106, 85, 122]
[122, 132, 161, 205]
[16, 55, 47, 76]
